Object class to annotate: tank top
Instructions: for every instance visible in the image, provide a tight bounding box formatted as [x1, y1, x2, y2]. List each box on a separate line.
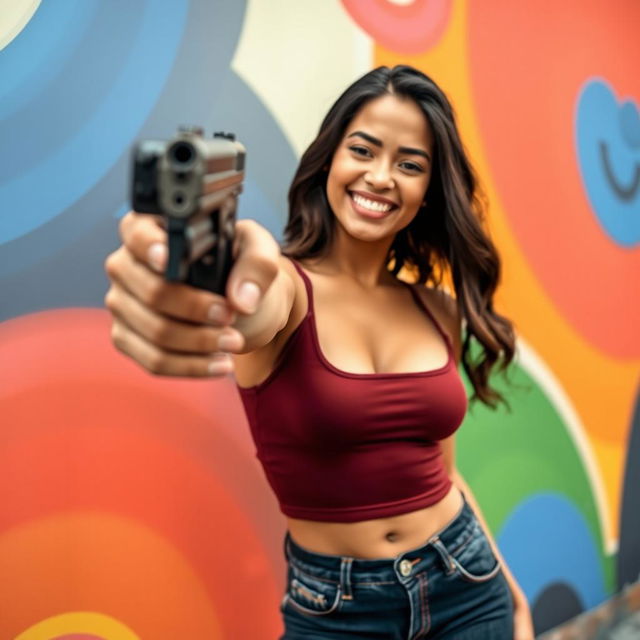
[236, 259, 468, 522]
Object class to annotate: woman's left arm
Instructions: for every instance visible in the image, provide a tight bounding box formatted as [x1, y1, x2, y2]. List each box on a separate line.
[433, 288, 534, 639]
[445, 455, 535, 640]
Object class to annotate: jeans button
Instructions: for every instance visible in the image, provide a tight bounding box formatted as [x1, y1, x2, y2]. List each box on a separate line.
[399, 559, 412, 577]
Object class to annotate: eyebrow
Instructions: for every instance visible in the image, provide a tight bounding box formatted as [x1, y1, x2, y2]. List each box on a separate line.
[347, 130, 431, 162]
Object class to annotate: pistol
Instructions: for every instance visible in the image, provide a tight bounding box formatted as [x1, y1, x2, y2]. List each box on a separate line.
[130, 126, 245, 295]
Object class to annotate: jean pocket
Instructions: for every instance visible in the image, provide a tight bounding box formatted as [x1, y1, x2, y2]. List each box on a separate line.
[448, 522, 502, 584]
[283, 565, 343, 616]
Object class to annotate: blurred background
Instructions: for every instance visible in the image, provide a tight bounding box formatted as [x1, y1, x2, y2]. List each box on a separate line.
[0, 1, 638, 638]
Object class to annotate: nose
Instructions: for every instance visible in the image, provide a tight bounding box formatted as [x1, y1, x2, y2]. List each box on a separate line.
[364, 160, 394, 190]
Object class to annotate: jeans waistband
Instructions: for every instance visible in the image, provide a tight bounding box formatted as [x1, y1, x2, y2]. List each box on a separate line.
[284, 492, 477, 584]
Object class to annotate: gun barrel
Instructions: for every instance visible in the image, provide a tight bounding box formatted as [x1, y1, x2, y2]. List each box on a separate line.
[131, 127, 244, 294]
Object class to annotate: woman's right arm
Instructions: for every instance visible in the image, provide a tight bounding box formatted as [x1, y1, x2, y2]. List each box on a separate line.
[104, 212, 296, 377]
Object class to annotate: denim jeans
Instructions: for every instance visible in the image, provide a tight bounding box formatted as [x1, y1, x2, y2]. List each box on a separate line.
[280, 496, 514, 639]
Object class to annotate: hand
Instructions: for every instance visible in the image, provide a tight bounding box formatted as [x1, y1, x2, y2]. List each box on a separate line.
[104, 212, 280, 377]
[512, 593, 535, 640]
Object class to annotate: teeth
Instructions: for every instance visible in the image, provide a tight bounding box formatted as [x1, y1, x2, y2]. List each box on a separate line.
[352, 193, 393, 212]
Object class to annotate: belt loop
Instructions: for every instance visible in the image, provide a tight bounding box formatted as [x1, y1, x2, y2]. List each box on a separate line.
[430, 536, 456, 576]
[340, 557, 353, 600]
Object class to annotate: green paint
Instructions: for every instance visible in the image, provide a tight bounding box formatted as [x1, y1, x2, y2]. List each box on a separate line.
[455, 338, 612, 594]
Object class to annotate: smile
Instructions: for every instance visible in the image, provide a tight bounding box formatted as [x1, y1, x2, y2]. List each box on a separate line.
[349, 191, 398, 215]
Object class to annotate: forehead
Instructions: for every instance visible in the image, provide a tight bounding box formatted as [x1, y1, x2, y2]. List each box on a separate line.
[346, 94, 433, 150]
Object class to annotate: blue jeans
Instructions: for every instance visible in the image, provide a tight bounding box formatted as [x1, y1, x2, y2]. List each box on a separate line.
[280, 496, 514, 639]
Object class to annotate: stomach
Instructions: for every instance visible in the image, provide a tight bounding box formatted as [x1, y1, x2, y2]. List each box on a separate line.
[285, 484, 464, 559]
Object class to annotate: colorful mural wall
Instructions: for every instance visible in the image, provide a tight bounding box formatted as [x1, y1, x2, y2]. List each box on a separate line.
[0, 1, 638, 638]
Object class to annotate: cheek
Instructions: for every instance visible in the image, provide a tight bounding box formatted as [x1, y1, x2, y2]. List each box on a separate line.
[326, 172, 339, 202]
[326, 162, 353, 207]
[402, 179, 429, 208]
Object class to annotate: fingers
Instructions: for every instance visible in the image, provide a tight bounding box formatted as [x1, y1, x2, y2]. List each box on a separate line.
[105, 244, 236, 326]
[105, 211, 243, 377]
[119, 211, 169, 274]
[105, 212, 281, 377]
[226, 219, 281, 314]
[105, 282, 245, 355]
[110, 316, 234, 377]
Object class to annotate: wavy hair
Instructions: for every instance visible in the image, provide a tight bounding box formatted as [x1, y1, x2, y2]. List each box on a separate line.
[282, 65, 516, 409]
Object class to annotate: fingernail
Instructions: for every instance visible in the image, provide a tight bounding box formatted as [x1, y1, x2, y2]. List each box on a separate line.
[208, 302, 231, 324]
[237, 281, 261, 313]
[218, 329, 243, 352]
[148, 243, 167, 273]
[208, 355, 233, 376]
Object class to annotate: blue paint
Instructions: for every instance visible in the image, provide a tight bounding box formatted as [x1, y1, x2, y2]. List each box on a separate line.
[240, 177, 286, 242]
[575, 79, 640, 247]
[113, 203, 130, 220]
[497, 493, 607, 609]
[0, 0, 95, 119]
[0, 0, 189, 246]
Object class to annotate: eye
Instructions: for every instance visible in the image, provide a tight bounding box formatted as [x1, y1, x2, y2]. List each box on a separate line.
[399, 161, 423, 173]
[348, 145, 372, 157]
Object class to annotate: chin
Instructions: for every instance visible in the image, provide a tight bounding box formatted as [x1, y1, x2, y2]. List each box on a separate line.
[340, 219, 393, 244]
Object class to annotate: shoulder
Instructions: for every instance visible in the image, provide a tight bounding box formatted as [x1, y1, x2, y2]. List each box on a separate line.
[271, 255, 309, 341]
[409, 283, 462, 365]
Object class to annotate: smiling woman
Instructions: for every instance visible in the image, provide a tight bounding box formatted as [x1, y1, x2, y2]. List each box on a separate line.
[104, 65, 530, 639]
[325, 95, 432, 238]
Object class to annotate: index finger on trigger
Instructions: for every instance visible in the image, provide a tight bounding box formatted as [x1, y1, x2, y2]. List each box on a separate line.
[119, 211, 169, 274]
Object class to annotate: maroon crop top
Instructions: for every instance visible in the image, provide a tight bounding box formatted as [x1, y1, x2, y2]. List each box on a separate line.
[236, 259, 468, 522]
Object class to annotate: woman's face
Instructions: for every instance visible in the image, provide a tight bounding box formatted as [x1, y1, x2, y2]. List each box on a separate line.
[326, 93, 434, 246]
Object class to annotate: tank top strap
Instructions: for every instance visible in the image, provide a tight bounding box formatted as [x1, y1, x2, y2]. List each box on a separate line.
[403, 282, 454, 352]
[288, 258, 315, 315]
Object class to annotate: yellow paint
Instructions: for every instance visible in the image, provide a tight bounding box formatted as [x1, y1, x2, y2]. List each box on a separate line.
[374, 0, 640, 546]
[15, 612, 139, 640]
[2, 512, 223, 640]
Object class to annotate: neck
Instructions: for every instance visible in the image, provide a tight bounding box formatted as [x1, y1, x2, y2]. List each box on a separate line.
[311, 226, 397, 289]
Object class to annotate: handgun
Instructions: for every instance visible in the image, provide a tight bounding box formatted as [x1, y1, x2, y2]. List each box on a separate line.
[130, 126, 245, 295]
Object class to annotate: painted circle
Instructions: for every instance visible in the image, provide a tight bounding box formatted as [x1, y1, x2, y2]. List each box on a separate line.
[0, 309, 284, 639]
[0, 0, 189, 246]
[576, 79, 640, 247]
[0, 0, 40, 50]
[467, 0, 640, 357]
[341, 0, 452, 54]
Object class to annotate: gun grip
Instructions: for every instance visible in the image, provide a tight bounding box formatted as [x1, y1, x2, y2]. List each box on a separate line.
[166, 219, 188, 282]
[186, 202, 235, 295]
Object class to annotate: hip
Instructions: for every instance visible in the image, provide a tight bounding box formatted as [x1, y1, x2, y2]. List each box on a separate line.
[280, 493, 513, 639]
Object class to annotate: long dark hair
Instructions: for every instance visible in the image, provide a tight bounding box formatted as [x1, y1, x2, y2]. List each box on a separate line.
[282, 65, 516, 409]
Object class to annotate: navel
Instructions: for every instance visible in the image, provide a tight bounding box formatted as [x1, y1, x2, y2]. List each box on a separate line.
[385, 531, 399, 543]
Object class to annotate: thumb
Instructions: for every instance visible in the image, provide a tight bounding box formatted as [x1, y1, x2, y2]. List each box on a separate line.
[226, 219, 280, 314]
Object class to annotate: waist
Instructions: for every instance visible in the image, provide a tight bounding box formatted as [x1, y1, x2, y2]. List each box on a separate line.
[285, 489, 474, 574]
[286, 484, 464, 559]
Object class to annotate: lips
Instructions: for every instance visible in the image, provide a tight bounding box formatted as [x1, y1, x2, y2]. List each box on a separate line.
[349, 190, 398, 208]
[348, 191, 398, 219]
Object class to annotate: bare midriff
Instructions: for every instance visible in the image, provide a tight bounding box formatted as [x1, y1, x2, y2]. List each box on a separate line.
[285, 484, 464, 559]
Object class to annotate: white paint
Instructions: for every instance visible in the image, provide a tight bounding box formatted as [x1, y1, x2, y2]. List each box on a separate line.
[514, 336, 616, 554]
[0, 0, 40, 51]
[231, 0, 372, 158]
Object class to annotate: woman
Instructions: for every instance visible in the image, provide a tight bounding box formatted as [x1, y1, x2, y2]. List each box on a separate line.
[105, 65, 534, 639]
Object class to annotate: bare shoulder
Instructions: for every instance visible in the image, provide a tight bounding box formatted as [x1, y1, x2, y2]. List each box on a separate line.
[277, 255, 308, 331]
[410, 283, 462, 364]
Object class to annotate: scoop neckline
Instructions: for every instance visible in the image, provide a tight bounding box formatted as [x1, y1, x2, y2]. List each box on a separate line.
[295, 264, 454, 379]
[306, 307, 453, 379]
